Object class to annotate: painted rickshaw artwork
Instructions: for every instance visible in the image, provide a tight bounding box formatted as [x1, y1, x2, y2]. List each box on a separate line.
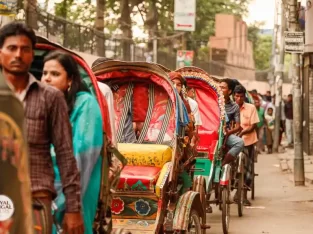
[0, 72, 33, 233]
[92, 61, 207, 234]
[29, 36, 126, 234]
[177, 67, 246, 234]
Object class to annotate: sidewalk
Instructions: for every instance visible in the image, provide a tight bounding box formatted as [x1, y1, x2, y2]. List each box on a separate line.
[278, 148, 313, 184]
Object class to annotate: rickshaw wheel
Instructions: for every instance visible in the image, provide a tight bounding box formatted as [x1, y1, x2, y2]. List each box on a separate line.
[182, 209, 202, 234]
[192, 176, 207, 233]
[237, 171, 244, 217]
[221, 186, 230, 234]
[251, 161, 255, 200]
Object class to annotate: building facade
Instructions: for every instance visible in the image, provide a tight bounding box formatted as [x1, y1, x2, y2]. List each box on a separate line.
[209, 14, 255, 80]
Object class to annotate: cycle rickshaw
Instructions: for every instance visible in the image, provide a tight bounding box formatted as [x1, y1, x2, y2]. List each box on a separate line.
[211, 76, 258, 200]
[92, 60, 208, 233]
[177, 67, 245, 234]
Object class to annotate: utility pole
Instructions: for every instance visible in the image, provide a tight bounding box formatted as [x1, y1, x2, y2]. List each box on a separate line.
[273, 0, 286, 153]
[269, 0, 280, 91]
[288, 0, 305, 186]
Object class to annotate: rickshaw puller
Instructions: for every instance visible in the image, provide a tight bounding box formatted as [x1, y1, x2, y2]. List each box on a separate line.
[234, 85, 260, 206]
[219, 79, 244, 166]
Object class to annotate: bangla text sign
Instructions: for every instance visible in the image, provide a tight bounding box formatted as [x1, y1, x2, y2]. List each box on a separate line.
[284, 31, 305, 53]
[174, 0, 196, 32]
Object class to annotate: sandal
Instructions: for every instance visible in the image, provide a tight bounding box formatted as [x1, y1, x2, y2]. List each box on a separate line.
[243, 199, 252, 206]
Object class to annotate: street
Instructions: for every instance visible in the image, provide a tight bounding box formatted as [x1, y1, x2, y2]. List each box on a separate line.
[207, 152, 313, 234]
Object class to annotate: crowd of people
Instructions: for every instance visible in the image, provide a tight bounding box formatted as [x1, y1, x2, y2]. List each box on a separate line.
[250, 90, 294, 154]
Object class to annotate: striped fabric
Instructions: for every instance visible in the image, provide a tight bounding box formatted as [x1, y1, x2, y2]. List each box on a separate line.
[137, 84, 155, 143]
[225, 100, 240, 128]
[116, 83, 134, 142]
[156, 99, 173, 144]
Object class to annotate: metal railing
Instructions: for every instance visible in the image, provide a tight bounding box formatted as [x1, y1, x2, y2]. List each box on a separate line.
[31, 7, 257, 78]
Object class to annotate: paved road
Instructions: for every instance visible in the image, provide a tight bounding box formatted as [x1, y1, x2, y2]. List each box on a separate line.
[206, 152, 313, 234]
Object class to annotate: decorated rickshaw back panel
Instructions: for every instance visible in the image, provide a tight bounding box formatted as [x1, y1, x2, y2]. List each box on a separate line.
[187, 79, 221, 155]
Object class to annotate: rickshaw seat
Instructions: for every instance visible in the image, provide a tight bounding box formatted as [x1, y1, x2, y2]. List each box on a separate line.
[116, 143, 172, 193]
[117, 166, 161, 192]
[197, 130, 219, 159]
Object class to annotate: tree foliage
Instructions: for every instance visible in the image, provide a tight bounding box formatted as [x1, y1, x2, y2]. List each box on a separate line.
[254, 35, 272, 70]
[248, 22, 273, 71]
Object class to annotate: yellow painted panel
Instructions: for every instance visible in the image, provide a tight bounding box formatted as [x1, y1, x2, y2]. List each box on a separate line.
[118, 143, 172, 168]
[155, 162, 172, 198]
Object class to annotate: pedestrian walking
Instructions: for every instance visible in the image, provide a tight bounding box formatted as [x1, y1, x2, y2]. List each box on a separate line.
[265, 107, 275, 154]
[0, 22, 84, 233]
[284, 94, 294, 147]
[255, 98, 265, 153]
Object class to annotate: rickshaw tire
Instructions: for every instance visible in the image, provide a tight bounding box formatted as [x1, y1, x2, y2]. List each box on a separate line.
[237, 171, 244, 217]
[221, 186, 230, 234]
[181, 209, 202, 234]
[192, 176, 207, 228]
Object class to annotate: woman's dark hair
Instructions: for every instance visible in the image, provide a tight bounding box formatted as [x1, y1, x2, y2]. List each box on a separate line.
[233, 84, 246, 95]
[0, 22, 36, 48]
[44, 51, 90, 114]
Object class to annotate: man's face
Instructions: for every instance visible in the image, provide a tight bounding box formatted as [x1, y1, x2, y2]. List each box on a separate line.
[220, 82, 231, 98]
[288, 95, 292, 102]
[0, 35, 34, 75]
[172, 78, 182, 93]
[234, 92, 245, 106]
[254, 99, 260, 108]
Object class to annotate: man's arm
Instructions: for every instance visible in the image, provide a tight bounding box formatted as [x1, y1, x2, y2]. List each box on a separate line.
[50, 91, 81, 213]
[239, 123, 257, 137]
[226, 105, 241, 135]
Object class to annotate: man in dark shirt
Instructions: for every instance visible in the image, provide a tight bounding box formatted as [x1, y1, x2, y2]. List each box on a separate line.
[0, 22, 84, 233]
[284, 94, 294, 147]
[220, 79, 244, 166]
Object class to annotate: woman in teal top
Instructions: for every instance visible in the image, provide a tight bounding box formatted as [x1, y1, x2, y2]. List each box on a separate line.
[41, 51, 103, 234]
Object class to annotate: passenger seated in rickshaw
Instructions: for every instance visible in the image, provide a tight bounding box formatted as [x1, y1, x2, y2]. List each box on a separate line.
[219, 79, 244, 166]
[169, 72, 195, 148]
[169, 72, 196, 192]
